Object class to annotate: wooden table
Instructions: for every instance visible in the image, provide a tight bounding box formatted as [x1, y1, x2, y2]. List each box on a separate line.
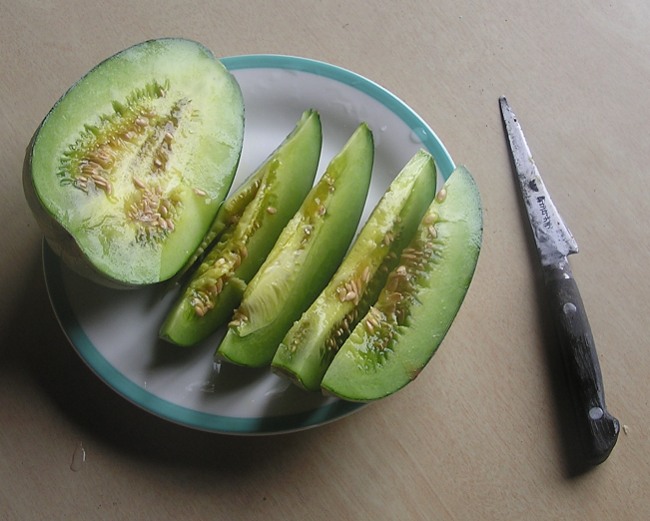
[2, 2, 648, 519]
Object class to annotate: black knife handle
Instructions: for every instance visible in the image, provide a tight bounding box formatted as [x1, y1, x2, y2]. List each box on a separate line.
[543, 262, 619, 465]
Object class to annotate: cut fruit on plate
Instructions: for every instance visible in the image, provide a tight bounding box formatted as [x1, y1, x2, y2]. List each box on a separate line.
[321, 165, 483, 402]
[271, 150, 438, 391]
[216, 122, 374, 367]
[24, 38, 245, 288]
[159, 109, 322, 346]
[40, 53, 461, 435]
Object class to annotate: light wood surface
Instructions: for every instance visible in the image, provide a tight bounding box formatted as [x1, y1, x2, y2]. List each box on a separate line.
[2, 1, 649, 519]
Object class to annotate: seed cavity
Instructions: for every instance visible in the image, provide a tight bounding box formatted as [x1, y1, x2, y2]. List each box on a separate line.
[191, 271, 232, 318]
[127, 186, 180, 244]
[323, 307, 358, 354]
[324, 199, 446, 363]
[188, 243, 249, 318]
[299, 224, 315, 246]
[186, 171, 280, 319]
[363, 219, 441, 350]
[322, 173, 336, 193]
[364, 306, 384, 334]
[229, 307, 249, 328]
[337, 278, 362, 305]
[54, 79, 200, 251]
[57, 79, 194, 235]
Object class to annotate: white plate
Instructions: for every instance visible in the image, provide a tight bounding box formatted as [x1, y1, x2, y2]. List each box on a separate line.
[43, 55, 455, 435]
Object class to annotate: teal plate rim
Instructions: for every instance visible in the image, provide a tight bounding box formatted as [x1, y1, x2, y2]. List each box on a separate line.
[221, 54, 455, 178]
[42, 54, 455, 435]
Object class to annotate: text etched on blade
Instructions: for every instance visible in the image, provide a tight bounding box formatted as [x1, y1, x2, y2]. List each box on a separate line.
[537, 196, 552, 230]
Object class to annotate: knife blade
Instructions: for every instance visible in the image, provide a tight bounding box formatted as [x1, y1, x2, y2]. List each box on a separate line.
[499, 96, 619, 465]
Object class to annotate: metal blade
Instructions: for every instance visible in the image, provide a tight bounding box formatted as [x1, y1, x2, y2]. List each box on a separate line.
[499, 96, 579, 267]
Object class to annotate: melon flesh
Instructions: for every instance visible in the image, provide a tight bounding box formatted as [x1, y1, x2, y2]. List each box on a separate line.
[321, 165, 483, 402]
[23, 38, 245, 287]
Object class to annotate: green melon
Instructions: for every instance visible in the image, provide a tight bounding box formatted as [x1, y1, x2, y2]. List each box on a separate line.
[23, 38, 244, 287]
[321, 165, 483, 401]
[272, 150, 438, 391]
[159, 109, 323, 346]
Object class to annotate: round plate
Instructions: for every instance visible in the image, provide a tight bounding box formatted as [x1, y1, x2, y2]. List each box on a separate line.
[43, 55, 455, 435]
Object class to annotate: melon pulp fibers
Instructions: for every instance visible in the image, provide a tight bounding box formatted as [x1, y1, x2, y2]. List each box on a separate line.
[216, 123, 374, 367]
[23, 38, 244, 287]
[159, 110, 323, 347]
[272, 150, 437, 391]
[321, 165, 483, 402]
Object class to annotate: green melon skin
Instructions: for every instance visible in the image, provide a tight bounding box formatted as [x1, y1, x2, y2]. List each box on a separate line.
[159, 110, 323, 347]
[272, 149, 437, 392]
[216, 123, 374, 367]
[23, 38, 245, 288]
[321, 165, 483, 402]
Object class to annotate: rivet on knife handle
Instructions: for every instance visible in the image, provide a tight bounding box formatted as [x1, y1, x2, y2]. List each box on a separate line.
[499, 96, 619, 465]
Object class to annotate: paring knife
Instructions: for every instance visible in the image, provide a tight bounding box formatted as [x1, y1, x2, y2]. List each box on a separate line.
[499, 96, 619, 465]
